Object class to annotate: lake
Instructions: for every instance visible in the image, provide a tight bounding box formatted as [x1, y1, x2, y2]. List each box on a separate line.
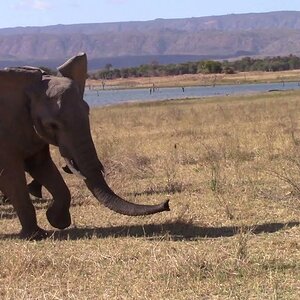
[84, 81, 300, 107]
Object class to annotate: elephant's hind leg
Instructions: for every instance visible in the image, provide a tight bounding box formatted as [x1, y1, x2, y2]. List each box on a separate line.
[27, 179, 43, 199]
[0, 160, 47, 240]
[0, 178, 42, 204]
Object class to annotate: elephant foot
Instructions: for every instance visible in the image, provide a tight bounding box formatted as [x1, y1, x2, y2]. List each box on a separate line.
[28, 180, 43, 199]
[20, 226, 49, 241]
[46, 206, 71, 230]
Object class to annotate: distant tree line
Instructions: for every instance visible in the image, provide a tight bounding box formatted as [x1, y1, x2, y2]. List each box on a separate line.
[88, 55, 300, 80]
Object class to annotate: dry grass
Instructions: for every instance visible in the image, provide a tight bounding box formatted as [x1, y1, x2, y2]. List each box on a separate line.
[0, 90, 300, 299]
[87, 69, 300, 90]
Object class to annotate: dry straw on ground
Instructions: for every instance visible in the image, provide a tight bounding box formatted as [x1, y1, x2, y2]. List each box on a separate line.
[0, 90, 299, 299]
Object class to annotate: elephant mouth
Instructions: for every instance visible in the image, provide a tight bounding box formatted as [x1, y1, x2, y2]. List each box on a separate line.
[63, 157, 86, 180]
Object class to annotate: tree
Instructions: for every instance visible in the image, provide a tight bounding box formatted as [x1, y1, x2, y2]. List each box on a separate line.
[200, 61, 223, 74]
[104, 63, 113, 71]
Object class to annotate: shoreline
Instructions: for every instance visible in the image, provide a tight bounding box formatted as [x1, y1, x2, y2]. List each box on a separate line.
[88, 89, 300, 110]
[84, 82, 300, 108]
[86, 69, 300, 91]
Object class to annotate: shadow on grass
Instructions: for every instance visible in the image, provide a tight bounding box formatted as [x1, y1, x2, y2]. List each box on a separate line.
[49, 220, 299, 241]
[0, 216, 299, 241]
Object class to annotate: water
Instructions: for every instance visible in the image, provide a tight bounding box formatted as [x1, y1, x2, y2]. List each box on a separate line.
[84, 81, 300, 107]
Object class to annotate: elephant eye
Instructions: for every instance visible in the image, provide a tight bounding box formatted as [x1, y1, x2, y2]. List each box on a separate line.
[44, 119, 61, 132]
[49, 123, 57, 130]
[46, 122, 57, 131]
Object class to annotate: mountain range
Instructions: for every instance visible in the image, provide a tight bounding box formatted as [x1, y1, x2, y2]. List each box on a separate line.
[1, 11, 300, 70]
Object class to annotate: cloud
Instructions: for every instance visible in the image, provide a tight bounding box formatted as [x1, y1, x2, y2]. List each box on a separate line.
[14, 0, 51, 11]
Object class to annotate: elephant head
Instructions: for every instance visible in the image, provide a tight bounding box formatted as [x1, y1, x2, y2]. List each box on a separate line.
[27, 53, 169, 216]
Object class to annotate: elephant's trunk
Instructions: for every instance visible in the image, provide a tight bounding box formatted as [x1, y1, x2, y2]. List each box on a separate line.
[85, 175, 170, 216]
[70, 138, 170, 216]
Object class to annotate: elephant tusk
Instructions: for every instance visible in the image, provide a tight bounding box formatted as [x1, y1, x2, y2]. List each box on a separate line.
[63, 158, 86, 180]
[33, 125, 43, 139]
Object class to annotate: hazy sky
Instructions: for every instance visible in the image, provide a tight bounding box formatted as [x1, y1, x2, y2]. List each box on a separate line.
[0, 0, 300, 28]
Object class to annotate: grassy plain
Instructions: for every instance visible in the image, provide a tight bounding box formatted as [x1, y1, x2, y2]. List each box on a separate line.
[0, 90, 300, 299]
[87, 69, 300, 90]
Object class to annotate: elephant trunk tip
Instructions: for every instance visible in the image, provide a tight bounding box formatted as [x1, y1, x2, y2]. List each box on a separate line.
[162, 199, 170, 212]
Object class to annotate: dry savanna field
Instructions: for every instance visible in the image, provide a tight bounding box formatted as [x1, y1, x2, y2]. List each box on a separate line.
[0, 89, 300, 299]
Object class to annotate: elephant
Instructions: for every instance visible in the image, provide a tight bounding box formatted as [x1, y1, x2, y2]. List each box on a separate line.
[0, 53, 170, 240]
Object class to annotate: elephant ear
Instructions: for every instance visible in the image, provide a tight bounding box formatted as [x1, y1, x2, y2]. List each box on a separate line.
[57, 52, 87, 97]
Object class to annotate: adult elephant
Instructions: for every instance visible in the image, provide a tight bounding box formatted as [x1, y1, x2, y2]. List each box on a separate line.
[0, 53, 169, 240]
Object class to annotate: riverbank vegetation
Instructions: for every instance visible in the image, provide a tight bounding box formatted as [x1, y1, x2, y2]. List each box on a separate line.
[0, 90, 299, 298]
[87, 68, 300, 90]
[90, 55, 300, 80]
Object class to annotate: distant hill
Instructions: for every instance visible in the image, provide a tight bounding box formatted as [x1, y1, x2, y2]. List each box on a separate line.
[1, 11, 300, 70]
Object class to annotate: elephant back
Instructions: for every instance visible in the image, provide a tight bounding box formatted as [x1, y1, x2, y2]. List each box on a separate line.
[0, 68, 42, 90]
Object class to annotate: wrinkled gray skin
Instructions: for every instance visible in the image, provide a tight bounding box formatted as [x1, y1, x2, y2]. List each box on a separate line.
[0, 53, 169, 240]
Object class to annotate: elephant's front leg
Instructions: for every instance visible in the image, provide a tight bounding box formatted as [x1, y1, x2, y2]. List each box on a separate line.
[26, 147, 71, 230]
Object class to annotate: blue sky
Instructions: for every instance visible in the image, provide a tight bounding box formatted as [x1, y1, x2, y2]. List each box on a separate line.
[0, 0, 300, 28]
